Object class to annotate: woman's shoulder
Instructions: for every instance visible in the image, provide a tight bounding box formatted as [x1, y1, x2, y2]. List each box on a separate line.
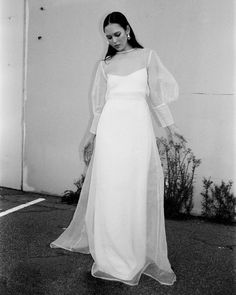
[140, 48, 159, 65]
[143, 47, 159, 56]
[134, 47, 152, 55]
[141, 47, 155, 53]
[142, 47, 151, 52]
[140, 48, 159, 61]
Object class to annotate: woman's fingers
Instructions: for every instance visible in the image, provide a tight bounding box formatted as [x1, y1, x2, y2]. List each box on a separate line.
[167, 132, 174, 144]
[83, 139, 94, 166]
[173, 130, 187, 143]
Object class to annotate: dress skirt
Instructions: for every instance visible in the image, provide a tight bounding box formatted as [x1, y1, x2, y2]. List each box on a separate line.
[50, 95, 176, 286]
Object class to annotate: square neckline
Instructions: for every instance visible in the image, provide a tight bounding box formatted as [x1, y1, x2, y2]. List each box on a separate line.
[107, 67, 147, 78]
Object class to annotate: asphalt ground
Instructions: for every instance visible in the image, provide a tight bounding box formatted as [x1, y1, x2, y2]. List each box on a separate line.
[0, 187, 235, 295]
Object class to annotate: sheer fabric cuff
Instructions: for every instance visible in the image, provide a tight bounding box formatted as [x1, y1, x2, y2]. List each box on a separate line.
[90, 113, 101, 134]
[153, 103, 174, 127]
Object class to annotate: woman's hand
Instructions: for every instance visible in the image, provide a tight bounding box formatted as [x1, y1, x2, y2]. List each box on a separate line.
[165, 124, 187, 144]
[83, 133, 96, 166]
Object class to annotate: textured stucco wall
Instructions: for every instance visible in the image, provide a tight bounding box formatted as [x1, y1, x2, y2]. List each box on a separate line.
[0, 0, 25, 189]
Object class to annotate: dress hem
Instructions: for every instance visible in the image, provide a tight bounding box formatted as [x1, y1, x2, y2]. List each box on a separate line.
[50, 243, 176, 286]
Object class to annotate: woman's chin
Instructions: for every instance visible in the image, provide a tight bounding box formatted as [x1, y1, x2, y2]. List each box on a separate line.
[114, 45, 122, 51]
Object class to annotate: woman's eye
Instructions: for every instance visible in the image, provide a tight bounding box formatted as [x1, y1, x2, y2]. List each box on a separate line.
[106, 32, 120, 40]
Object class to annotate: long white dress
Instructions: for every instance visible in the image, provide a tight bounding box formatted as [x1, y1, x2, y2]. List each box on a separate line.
[50, 48, 178, 286]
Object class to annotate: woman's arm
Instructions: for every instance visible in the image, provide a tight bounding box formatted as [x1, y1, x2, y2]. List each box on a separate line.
[147, 49, 186, 143]
[89, 61, 107, 134]
[83, 61, 107, 165]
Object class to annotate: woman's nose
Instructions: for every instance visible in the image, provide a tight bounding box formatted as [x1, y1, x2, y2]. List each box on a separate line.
[112, 36, 118, 43]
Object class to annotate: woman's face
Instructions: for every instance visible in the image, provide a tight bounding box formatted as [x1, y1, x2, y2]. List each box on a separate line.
[104, 23, 131, 52]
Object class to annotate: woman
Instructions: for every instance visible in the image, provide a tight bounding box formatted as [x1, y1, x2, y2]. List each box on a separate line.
[50, 11, 185, 286]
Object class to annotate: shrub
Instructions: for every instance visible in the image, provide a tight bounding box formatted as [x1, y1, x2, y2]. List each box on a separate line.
[61, 174, 85, 205]
[61, 139, 92, 205]
[201, 177, 236, 223]
[157, 137, 201, 218]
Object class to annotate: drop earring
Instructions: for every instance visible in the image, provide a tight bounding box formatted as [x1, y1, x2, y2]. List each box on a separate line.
[127, 33, 131, 40]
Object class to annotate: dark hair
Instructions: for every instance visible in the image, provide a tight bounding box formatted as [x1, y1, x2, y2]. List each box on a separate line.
[103, 11, 143, 60]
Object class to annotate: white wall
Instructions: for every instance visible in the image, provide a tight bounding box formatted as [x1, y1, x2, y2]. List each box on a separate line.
[0, 0, 25, 189]
[1, 0, 235, 214]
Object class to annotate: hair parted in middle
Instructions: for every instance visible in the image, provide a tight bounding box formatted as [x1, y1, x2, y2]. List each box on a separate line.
[103, 11, 143, 61]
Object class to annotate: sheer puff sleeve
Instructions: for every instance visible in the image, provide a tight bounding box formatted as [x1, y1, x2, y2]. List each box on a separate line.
[89, 61, 107, 134]
[147, 49, 179, 127]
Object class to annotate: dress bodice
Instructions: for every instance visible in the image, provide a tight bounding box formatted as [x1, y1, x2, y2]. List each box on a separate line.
[106, 67, 149, 101]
